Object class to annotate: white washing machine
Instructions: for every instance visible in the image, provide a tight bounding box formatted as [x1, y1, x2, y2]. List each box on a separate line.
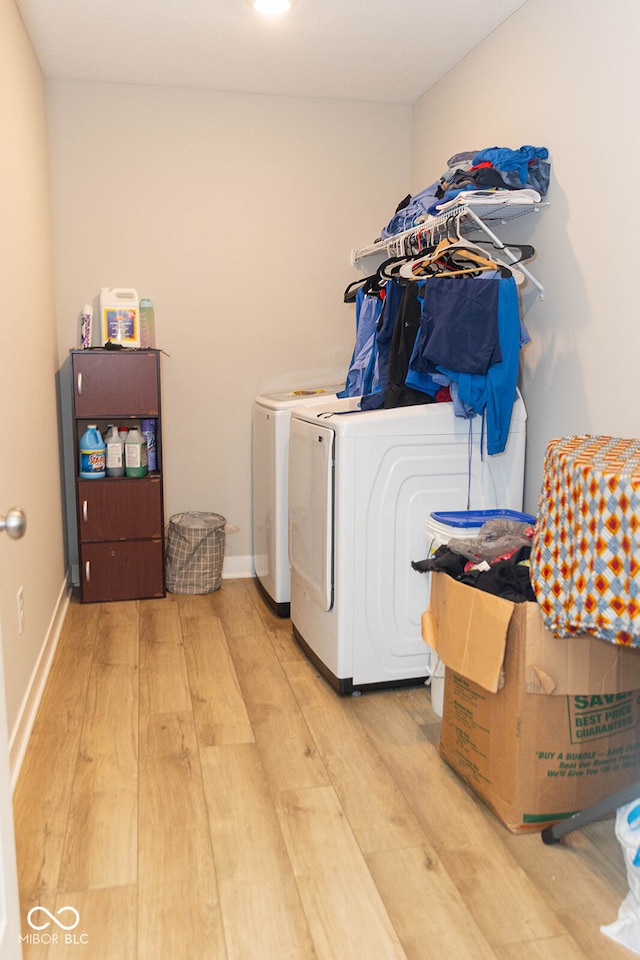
[252, 384, 343, 616]
[288, 392, 527, 693]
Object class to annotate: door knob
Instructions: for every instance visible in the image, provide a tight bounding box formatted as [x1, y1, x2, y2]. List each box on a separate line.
[0, 507, 27, 539]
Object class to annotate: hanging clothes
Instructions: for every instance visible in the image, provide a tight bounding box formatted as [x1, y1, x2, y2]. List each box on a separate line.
[360, 279, 403, 410]
[437, 276, 522, 455]
[338, 287, 382, 399]
[359, 280, 435, 411]
[409, 274, 502, 377]
[384, 281, 435, 409]
[407, 274, 522, 455]
[406, 270, 502, 403]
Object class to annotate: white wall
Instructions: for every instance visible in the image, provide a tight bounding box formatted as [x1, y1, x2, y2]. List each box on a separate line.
[47, 81, 411, 573]
[0, 0, 67, 746]
[411, 0, 640, 513]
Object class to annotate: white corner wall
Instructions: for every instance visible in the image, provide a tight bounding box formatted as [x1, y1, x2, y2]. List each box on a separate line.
[47, 81, 411, 574]
[411, 0, 640, 512]
[0, 0, 67, 749]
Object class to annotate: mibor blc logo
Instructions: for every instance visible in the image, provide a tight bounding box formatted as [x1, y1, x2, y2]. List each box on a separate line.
[21, 905, 88, 945]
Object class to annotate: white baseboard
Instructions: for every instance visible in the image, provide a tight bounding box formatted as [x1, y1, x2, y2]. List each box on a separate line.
[9, 576, 71, 790]
[221, 554, 255, 579]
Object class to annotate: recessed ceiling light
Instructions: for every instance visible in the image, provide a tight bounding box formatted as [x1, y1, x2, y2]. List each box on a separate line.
[247, 0, 296, 14]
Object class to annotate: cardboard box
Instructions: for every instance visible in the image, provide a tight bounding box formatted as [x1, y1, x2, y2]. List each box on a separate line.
[422, 573, 640, 833]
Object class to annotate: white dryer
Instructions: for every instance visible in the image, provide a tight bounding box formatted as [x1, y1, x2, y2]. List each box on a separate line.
[252, 384, 342, 616]
[288, 393, 527, 693]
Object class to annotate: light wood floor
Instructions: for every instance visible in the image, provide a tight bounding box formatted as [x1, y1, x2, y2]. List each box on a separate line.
[13, 579, 632, 959]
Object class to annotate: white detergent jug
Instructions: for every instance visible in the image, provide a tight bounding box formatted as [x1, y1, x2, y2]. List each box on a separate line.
[103, 424, 125, 478]
[100, 287, 140, 348]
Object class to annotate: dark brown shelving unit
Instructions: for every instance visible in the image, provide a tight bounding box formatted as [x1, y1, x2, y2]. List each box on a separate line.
[71, 349, 165, 602]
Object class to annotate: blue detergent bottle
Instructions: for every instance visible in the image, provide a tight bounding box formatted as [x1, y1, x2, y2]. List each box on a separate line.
[79, 425, 106, 479]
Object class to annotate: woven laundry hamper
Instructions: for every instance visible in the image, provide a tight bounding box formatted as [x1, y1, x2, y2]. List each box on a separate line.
[165, 512, 226, 594]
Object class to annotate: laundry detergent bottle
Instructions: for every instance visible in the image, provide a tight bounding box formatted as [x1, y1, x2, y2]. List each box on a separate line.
[103, 424, 125, 478]
[79, 425, 106, 479]
[100, 287, 140, 347]
[125, 427, 148, 478]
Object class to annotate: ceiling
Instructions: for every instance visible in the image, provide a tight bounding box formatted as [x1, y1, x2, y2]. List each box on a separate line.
[16, 0, 528, 104]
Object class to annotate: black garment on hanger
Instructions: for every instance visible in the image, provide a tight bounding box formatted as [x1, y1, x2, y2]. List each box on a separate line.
[384, 281, 435, 409]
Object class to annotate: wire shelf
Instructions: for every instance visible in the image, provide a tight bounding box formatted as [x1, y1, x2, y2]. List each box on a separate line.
[350, 198, 548, 296]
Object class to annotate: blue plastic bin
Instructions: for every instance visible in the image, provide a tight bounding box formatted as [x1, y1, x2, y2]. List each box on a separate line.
[429, 509, 536, 529]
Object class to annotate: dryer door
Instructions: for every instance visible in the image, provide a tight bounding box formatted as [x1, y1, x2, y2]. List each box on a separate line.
[289, 417, 334, 612]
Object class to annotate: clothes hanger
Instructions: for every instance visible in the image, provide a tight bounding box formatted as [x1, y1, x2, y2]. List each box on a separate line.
[413, 213, 529, 279]
[398, 238, 507, 279]
[396, 237, 459, 279]
[413, 254, 499, 279]
[442, 247, 511, 276]
[376, 244, 447, 282]
[376, 255, 411, 280]
[447, 214, 535, 280]
[343, 278, 368, 303]
[395, 212, 499, 279]
[470, 240, 536, 263]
